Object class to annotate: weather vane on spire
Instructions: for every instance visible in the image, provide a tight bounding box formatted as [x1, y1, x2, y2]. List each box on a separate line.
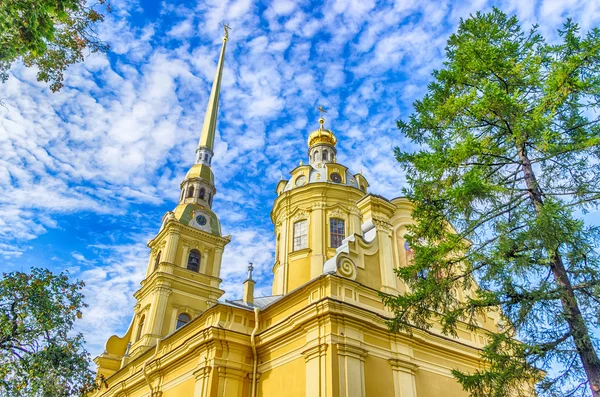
[222, 22, 231, 40]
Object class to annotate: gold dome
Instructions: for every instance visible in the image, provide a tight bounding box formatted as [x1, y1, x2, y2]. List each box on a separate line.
[307, 117, 337, 147]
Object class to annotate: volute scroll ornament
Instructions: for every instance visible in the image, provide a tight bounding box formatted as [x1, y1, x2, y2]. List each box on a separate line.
[337, 257, 357, 280]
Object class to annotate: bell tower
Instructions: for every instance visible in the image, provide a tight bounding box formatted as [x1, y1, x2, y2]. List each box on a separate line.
[95, 25, 232, 374]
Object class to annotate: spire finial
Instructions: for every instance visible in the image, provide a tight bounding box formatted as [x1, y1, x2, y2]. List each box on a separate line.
[316, 105, 327, 130]
[195, 25, 230, 164]
[247, 262, 254, 281]
[222, 22, 231, 41]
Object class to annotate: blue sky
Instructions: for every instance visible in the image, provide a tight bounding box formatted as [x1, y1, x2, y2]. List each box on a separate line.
[1, 0, 599, 358]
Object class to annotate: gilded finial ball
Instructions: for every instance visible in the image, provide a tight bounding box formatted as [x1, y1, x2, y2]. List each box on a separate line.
[319, 117, 325, 126]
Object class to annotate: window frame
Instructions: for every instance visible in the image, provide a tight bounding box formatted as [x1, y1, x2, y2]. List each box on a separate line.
[186, 185, 195, 198]
[176, 313, 191, 329]
[292, 220, 308, 251]
[136, 314, 145, 341]
[329, 218, 345, 248]
[187, 249, 201, 272]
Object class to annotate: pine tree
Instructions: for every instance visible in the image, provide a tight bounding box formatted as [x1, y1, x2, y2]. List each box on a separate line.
[385, 8, 600, 397]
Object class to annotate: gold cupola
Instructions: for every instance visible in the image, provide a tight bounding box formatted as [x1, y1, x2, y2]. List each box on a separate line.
[307, 116, 337, 166]
[307, 117, 337, 147]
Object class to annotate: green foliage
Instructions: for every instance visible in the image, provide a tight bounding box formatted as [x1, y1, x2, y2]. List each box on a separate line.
[386, 8, 600, 397]
[0, 268, 97, 396]
[0, 0, 109, 91]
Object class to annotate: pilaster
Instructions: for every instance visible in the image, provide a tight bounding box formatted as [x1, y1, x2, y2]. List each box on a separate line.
[311, 202, 326, 280]
[148, 284, 172, 340]
[389, 358, 418, 397]
[164, 230, 180, 264]
[302, 344, 329, 397]
[193, 366, 212, 397]
[337, 343, 368, 397]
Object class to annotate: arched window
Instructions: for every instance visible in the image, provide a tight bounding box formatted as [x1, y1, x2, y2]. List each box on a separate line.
[323, 150, 328, 161]
[187, 249, 201, 272]
[204, 153, 208, 161]
[208, 193, 213, 206]
[176, 313, 191, 329]
[330, 218, 345, 248]
[199, 187, 205, 200]
[154, 251, 161, 270]
[136, 315, 145, 341]
[186, 185, 195, 198]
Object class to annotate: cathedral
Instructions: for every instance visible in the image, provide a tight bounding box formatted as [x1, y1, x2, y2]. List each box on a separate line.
[93, 27, 502, 397]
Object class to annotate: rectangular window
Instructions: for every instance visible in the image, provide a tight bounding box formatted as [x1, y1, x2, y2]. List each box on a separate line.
[293, 220, 308, 251]
[330, 218, 345, 248]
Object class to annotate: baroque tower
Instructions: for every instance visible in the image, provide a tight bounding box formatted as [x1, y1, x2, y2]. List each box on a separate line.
[95, 25, 231, 374]
[271, 115, 372, 295]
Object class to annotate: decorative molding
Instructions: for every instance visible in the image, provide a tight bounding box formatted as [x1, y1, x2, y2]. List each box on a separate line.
[311, 202, 327, 210]
[389, 358, 418, 374]
[291, 209, 309, 222]
[193, 366, 212, 380]
[337, 343, 368, 361]
[373, 218, 393, 234]
[301, 343, 328, 362]
[328, 207, 346, 219]
[216, 366, 248, 380]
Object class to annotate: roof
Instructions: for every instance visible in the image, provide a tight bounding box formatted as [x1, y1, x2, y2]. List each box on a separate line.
[225, 295, 283, 310]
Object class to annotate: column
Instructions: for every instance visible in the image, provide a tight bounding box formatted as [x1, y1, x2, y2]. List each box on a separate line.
[389, 359, 418, 397]
[337, 344, 367, 397]
[302, 344, 329, 397]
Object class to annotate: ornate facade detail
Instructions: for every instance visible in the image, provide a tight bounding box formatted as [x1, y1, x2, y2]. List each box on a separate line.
[328, 207, 346, 219]
[291, 209, 310, 222]
[337, 257, 357, 280]
[310, 201, 327, 210]
[372, 218, 393, 233]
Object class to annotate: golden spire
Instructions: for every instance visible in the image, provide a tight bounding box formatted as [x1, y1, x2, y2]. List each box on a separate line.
[196, 23, 230, 159]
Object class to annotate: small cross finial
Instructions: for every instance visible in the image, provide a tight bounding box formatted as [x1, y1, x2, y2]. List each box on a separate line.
[316, 106, 327, 130]
[247, 262, 254, 281]
[222, 22, 231, 40]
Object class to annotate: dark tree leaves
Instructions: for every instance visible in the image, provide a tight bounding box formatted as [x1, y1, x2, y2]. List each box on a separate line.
[385, 8, 600, 397]
[0, 0, 110, 92]
[0, 268, 97, 396]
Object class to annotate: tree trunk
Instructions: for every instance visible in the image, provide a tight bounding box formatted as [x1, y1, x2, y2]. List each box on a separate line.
[518, 146, 600, 396]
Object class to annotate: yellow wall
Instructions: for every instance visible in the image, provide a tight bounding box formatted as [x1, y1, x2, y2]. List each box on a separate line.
[365, 356, 395, 397]
[260, 357, 306, 397]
